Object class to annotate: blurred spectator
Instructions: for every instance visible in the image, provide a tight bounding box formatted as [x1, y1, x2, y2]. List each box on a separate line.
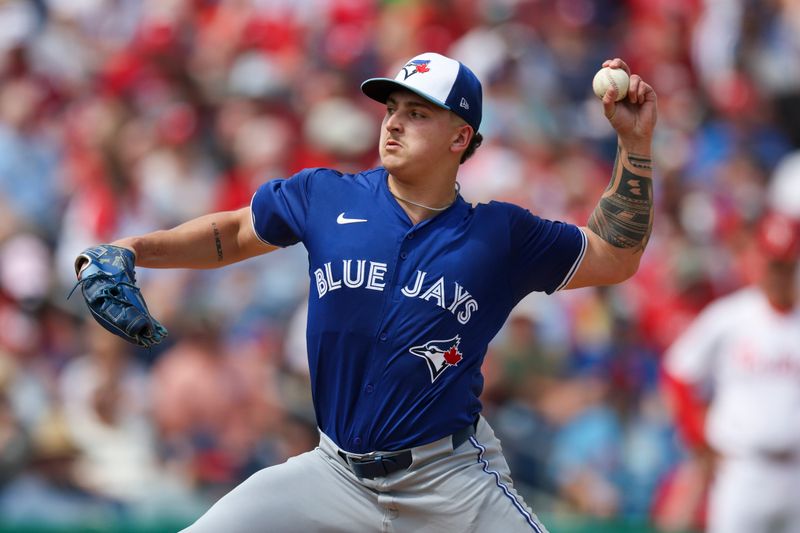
[0, 409, 120, 528]
[768, 149, 800, 219]
[547, 375, 622, 519]
[0, 233, 51, 310]
[0, 383, 29, 487]
[151, 314, 288, 503]
[0, 78, 62, 236]
[59, 321, 201, 522]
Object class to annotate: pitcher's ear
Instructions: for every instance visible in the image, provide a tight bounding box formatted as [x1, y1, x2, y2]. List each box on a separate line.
[451, 124, 472, 149]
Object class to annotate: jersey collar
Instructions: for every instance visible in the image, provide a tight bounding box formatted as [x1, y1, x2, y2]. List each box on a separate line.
[377, 167, 469, 229]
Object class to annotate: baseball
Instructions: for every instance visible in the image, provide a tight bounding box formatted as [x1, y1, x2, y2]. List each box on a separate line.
[592, 67, 629, 102]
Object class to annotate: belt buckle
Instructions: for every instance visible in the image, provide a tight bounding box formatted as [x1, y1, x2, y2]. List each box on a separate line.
[347, 450, 381, 464]
[346, 453, 385, 479]
[340, 449, 407, 479]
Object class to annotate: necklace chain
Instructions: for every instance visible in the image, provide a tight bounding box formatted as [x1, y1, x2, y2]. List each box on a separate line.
[390, 182, 461, 212]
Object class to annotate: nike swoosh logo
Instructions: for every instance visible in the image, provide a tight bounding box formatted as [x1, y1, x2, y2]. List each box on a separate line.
[337, 213, 368, 225]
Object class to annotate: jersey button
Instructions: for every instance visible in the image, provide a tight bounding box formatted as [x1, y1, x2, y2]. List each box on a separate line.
[365, 384, 374, 394]
[400, 251, 408, 260]
[407, 233, 414, 240]
[353, 437, 362, 446]
[379, 332, 388, 341]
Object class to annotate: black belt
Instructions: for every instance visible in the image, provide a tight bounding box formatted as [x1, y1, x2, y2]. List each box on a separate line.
[337, 420, 477, 480]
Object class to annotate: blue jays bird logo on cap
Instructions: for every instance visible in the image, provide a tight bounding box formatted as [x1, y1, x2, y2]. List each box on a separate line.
[401, 59, 431, 80]
[409, 335, 463, 382]
[361, 52, 482, 131]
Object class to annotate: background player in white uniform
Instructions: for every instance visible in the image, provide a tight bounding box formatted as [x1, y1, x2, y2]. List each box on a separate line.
[74, 53, 657, 532]
[664, 211, 800, 533]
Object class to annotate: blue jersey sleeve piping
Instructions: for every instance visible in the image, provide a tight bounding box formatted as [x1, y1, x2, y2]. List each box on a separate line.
[554, 227, 587, 291]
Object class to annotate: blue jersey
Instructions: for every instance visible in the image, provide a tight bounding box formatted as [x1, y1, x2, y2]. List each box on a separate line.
[251, 167, 586, 453]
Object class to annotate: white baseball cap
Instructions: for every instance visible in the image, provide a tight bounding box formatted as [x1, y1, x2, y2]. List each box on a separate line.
[361, 52, 483, 132]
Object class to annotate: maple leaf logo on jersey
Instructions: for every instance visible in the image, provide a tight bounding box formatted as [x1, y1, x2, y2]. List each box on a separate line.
[443, 346, 462, 365]
[409, 335, 463, 383]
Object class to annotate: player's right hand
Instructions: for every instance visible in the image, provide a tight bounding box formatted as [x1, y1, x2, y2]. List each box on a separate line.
[600, 58, 657, 150]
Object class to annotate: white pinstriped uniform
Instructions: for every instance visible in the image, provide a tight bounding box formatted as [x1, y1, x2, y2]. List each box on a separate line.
[665, 287, 800, 533]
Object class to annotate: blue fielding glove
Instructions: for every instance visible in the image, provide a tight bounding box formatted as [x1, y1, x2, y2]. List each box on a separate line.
[70, 244, 167, 348]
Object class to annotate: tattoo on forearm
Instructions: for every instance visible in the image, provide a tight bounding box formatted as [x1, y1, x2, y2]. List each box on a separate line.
[627, 154, 652, 171]
[588, 147, 654, 251]
[212, 222, 223, 262]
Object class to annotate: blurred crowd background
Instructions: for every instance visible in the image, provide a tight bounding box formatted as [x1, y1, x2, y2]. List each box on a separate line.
[1, 0, 800, 531]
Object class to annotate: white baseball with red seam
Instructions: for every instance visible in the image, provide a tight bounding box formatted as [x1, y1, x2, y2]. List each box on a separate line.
[592, 67, 629, 102]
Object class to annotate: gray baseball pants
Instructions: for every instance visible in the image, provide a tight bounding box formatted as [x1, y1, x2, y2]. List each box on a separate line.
[181, 415, 548, 532]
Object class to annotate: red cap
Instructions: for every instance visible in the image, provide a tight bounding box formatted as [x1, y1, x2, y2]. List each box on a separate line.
[757, 211, 800, 262]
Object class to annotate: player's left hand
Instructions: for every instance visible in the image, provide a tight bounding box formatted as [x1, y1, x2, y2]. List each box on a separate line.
[70, 244, 168, 348]
[601, 58, 657, 149]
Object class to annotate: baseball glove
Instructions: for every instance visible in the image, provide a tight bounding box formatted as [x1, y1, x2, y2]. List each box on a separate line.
[70, 244, 167, 348]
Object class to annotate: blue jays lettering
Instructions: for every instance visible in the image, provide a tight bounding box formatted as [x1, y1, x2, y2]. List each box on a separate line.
[313, 260, 479, 325]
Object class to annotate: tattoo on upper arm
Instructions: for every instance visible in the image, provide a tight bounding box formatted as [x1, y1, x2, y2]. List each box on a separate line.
[212, 222, 224, 262]
[588, 147, 654, 251]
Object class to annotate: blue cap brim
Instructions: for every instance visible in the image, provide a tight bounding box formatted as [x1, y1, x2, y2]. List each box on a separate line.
[360, 78, 451, 111]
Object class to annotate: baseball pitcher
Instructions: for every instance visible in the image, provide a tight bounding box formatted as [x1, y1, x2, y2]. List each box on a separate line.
[72, 53, 657, 532]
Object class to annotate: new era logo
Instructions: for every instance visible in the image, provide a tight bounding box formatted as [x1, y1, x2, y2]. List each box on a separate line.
[460, 97, 469, 110]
